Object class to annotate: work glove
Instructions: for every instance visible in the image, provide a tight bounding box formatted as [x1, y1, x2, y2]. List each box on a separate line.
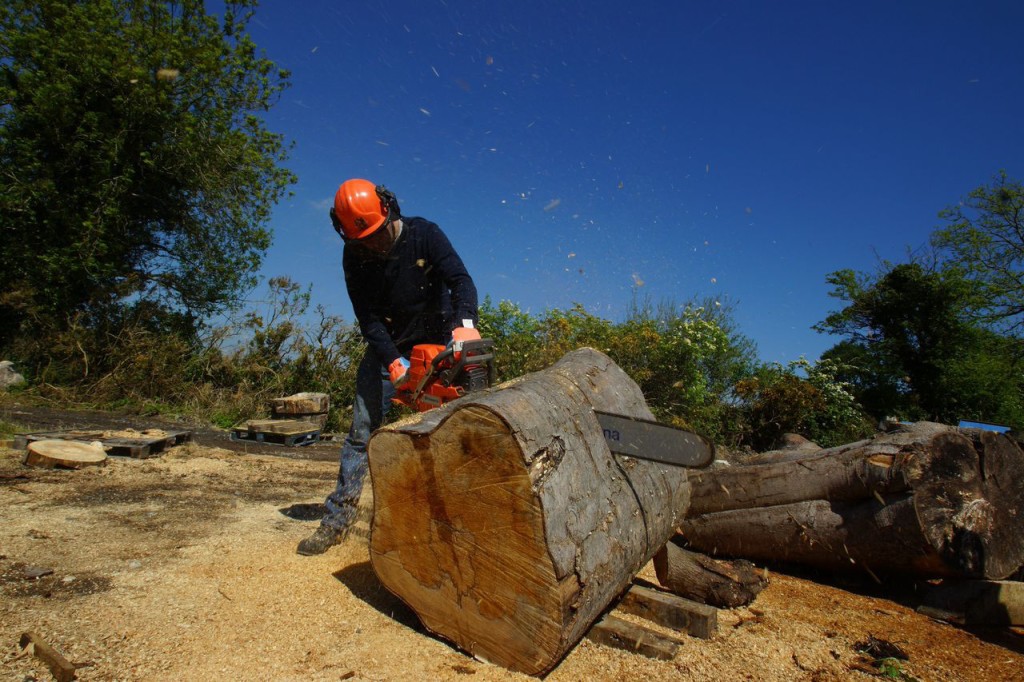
[388, 357, 411, 388]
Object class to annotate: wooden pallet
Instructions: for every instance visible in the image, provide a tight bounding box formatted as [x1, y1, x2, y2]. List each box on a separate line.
[586, 582, 719, 660]
[13, 429, 193, 459]
[231, 423, 320, 447]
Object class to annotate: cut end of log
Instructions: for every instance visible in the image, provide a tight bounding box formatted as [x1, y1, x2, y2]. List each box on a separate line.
[914, 431, 1024, 580]
[369, 405, 565, 675]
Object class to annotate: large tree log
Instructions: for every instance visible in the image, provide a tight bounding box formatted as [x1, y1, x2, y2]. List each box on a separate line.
[680, 423, 1024, 580]
[367, 348, 691, 675]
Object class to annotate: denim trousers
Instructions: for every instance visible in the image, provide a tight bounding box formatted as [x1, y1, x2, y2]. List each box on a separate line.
[321, 351, 395, 531]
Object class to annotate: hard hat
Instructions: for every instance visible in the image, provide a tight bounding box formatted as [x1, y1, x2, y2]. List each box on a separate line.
[332, 179, 399, 240]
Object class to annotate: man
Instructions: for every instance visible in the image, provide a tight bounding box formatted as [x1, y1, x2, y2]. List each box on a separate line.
[297, 178, 479, 555]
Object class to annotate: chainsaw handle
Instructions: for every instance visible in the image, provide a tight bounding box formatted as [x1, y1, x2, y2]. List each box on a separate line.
[439, 339, 495, 388]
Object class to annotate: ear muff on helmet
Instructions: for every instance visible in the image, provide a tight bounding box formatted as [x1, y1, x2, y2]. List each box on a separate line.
[375, 185, 401, 222]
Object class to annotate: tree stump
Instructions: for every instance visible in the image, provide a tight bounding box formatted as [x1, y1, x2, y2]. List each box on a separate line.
[680, 422, 1024, 580]
[367, 348, 692, 675]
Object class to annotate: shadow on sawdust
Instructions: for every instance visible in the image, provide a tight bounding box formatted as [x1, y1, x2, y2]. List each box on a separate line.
[333, 561, 423, 632]
[278, 502, 328, 521]
[333, 561, 493, 669]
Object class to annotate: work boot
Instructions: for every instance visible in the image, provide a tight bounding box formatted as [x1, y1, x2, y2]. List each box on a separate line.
[296, 524, 345, 556]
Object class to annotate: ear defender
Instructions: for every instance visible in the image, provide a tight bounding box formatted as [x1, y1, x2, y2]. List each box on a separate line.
[376, 185, 401, 220]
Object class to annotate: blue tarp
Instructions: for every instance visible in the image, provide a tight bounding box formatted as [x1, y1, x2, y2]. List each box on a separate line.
[958, 420, 1012, 433]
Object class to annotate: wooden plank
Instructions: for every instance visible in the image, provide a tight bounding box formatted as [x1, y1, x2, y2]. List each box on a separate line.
[270, 412, 329, 429]
[618, 583, 718, 639]
[918, 580, 1024, 626]
[586, 614, 683, 660]
[245, 419, 319, 435]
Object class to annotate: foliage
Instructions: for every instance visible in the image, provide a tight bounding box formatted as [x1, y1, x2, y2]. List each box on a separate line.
[479, 297, 758, 443]
[734, 357, 873, 450]
[613, 297, 756, 443]
[11, 277, 363, 434]
[222, 277, 364, 432]
[932, 171, 1024, 337]
[477, 298, 545, 380]
[876, 658, 918, 682]
[816, 260, 1024, 427]
[0, 0, 295, 365]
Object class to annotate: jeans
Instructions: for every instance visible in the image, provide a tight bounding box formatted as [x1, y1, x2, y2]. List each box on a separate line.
[321, 351, 395, 531]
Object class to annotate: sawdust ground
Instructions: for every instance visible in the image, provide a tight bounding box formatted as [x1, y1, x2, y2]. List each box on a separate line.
[1, 443, 1022, 682]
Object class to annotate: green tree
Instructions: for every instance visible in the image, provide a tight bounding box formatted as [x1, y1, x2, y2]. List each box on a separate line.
[815, 261, 1022, 426]
[932, 172, 1024, 337]
[0, 0, 295, 360]
[614, 298, 756, 442]
[477, 297, 545, 381]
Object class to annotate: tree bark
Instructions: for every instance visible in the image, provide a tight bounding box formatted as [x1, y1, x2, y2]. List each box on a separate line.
[367, 348, 691, 676]
[680, 423, 1024, 580]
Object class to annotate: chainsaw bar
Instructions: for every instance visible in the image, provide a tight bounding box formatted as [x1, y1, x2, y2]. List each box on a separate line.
[594, 410, 715, 468]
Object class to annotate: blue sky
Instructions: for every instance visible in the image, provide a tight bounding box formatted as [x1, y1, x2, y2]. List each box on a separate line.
[244, 1, 1024, 363]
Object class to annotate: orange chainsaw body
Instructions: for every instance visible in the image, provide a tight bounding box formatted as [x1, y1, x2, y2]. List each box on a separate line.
[393, 338, 495, 412]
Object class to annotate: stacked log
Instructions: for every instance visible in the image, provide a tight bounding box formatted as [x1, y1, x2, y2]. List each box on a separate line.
[269, 392, 330, 430]
[678, 422, 1024, 580]
[367, 348, 691, 675]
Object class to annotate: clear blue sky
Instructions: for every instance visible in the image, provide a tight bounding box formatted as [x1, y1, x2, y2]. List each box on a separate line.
[243, 1, 1024, 363]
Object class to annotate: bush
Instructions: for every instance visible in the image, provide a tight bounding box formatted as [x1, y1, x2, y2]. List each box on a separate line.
[735, 357, 874, 450]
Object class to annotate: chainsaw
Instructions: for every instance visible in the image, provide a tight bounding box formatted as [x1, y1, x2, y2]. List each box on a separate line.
[392, 337, 496, 412]
[392, 338, 714, 469]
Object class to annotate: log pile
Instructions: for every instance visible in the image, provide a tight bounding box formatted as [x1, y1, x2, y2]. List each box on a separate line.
[367, 348, 692, 675]
[678, 422, 1024, 581]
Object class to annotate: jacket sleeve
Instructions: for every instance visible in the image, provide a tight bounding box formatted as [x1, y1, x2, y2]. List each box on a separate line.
[427, 223, 479, 330]
[343, 249, 402, 367]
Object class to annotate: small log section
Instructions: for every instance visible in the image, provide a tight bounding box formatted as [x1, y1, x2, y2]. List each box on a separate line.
[368, 348, 692, 675]
[19, 631, 76, 682]
[23, 439, 107, 469]
[653, 539, 767, 608]
[679, 422, 1024, 580]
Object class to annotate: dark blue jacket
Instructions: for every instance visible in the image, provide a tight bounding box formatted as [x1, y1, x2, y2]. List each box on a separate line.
[343, 216, 478, 367]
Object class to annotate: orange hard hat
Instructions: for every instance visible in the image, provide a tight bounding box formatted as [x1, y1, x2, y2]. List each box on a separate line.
[332, 179, 398, 240]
